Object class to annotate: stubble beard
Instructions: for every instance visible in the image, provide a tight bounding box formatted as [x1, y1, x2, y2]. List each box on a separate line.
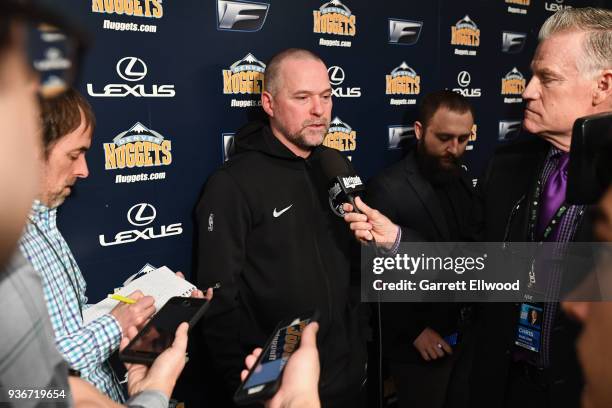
[286, 119, 330, 150]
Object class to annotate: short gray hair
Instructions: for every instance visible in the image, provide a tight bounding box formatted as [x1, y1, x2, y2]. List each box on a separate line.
[264, 48, 325, 95]
[539, 7, 612, 77]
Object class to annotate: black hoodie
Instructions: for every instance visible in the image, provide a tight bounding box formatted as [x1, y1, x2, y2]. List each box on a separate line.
[195, 122, 367, 403]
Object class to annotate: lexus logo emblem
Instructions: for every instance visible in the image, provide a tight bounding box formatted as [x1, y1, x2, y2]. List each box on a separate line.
[327, 66, 345, 86]
[116, 57, 148, 82]
[127, 203, 157, 226]
[457, 71, 471, 88]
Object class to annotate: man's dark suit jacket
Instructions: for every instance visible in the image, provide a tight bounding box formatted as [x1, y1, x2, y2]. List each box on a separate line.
[469, 135, 593, 408]
[366, 148, 481, 363]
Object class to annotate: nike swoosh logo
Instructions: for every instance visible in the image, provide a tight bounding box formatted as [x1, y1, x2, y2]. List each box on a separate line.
[273, 205, 293, 218]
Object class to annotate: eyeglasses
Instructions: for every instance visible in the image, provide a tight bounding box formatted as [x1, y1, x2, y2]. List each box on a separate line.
[0, 1, 89, 98]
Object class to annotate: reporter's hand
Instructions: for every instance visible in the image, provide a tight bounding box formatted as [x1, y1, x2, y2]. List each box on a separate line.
[241, 323, 321, 408]
[120, 322, 189, 398]
[110, 290, 155, 334]
[413, 327, 452, 361]
[342, 197, 399, 248]
[174, 272, 212, 300]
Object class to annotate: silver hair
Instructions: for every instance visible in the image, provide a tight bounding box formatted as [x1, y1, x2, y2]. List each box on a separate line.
[539, 7, 612, 77]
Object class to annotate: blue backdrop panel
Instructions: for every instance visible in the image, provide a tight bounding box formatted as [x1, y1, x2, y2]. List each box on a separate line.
[44, 0, 604, 302]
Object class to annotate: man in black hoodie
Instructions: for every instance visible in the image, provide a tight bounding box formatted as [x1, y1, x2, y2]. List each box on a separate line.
[195, 48, 367, 407]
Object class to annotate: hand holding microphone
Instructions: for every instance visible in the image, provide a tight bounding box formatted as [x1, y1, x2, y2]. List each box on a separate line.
[318, 148, 399, 249]
[342, 197, 399, 248]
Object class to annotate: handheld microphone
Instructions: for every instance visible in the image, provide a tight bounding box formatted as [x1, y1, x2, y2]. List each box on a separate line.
[318, 148, 365, 217]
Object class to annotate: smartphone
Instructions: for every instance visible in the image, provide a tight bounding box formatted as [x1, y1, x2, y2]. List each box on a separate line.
[443, 332, 462, 347]
[119, 296, 210, 365]
[233, 311, 319, 406]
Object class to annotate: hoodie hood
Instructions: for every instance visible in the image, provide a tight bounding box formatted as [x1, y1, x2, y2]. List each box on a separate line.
[231, 121, 306, 161]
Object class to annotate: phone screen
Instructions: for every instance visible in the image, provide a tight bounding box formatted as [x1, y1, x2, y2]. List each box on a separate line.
[243, 318, 311, 389]
[126, 298, 206, 355]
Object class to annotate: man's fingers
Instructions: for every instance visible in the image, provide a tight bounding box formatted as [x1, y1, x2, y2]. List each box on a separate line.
[355, 230, 373, 241]
[343, 212, 368, 223]
[342, 203, 354, 213]
[440, 340, 452, 355]
[354, 197, 375, 218]
[243, 348, 262, 372]
[125, 325, 139, 342]
[134, 295, 155, 308]
[240, 369, 249, 382]
[171, 322, 189, 351]
[175, 271, 185, 279]
[140, 305, 156, 321]
[349, 222, 373, 232]
[204, 288, 213, 300]
[191, 289, 205, 299]
[419, 349, 430, 361]
[128, 290, 144, 300]
[299, 322, 319, 349]
[119, 336, 130, 352]
[244, 354, 258, 371]
[432, 344, 445, 358]
[429, 346, 443, 359]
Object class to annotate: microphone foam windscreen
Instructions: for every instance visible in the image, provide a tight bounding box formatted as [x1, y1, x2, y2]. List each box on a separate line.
[319, 148, 353, 181]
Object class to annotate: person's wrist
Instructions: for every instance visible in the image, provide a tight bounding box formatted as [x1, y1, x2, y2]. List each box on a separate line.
[129, 375, 175, 399]
[282, 392, 320, 408]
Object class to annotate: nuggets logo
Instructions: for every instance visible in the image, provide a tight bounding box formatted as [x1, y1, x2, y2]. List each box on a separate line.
[223, 53, 266, 95]
[501, 68, 526, 95]
[313, 0, 356, 37]
[501, 68, 525, 104]
[470, 124, 477, 142]
[104, 122, 172, 170]
[506, 0, 530, 5]
[451, 15, 480, 47]
[386, 62, 420, 95]
[323, 117, 357, 152]
[467, 124, 477, 151]
[91, 0, 163, 18]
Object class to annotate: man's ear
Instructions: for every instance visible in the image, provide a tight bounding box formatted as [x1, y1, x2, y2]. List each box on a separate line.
[262, 91, 274, 117]
[593, 69, 612, 107]
[414, 121, 423, 140]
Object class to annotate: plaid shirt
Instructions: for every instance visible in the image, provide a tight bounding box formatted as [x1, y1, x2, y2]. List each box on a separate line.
[19, 200, 125, 402]
[537, 146, 585, 367]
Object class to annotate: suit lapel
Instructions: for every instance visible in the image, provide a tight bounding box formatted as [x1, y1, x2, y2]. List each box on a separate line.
[403, 152, 451, 240]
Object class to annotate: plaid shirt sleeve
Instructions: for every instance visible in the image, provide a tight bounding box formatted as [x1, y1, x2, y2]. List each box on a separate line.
[55, 313, 122, 370]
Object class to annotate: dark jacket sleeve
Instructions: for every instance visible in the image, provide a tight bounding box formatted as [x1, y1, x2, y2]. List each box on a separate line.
[195, 169, 251, 390]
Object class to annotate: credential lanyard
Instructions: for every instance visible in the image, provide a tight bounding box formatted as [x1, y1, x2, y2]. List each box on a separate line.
[527, 179, 583, 243]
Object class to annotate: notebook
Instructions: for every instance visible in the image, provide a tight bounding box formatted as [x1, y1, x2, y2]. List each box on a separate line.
[83, 266, 197, 325]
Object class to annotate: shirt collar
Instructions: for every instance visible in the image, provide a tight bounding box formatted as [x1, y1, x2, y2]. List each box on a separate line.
[29, 199, 57, 230]
[545, 145, 565, 162]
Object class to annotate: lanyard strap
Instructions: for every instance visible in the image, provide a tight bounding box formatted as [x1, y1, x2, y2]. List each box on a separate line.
[528, 180, 583, 242]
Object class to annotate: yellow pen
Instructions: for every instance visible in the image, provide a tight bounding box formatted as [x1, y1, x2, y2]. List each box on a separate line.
[108, 294, 136, 304]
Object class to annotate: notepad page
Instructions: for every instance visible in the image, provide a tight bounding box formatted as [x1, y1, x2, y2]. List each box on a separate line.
[83, 266, 196, 324]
